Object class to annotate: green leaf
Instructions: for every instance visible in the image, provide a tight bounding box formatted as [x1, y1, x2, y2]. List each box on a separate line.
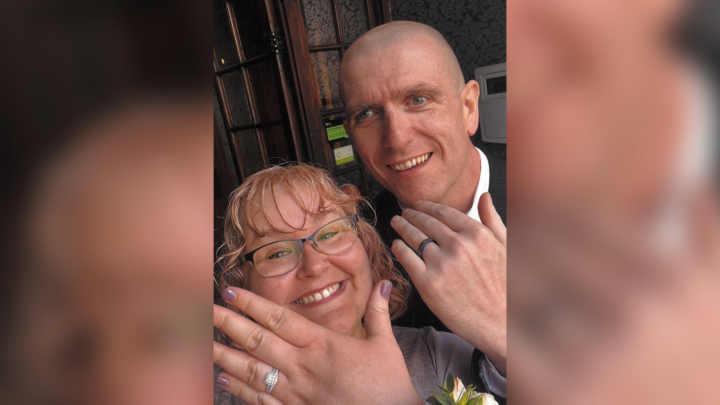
[445, 372, 455, 392]
[432, 391, 453, 405]
[458, 389, 471, 405]
[467, 398, 481, 405]
[426, 396, 444, 405]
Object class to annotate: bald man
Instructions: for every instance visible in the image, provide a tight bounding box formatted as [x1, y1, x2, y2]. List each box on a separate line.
[339, 21, 507, 392]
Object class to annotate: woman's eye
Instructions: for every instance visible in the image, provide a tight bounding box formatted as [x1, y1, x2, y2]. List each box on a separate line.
[356, 110, 373, 121]
[411, 96, 427, 105]
[318, 231, 338, 241]
[268, 250, 292, 260]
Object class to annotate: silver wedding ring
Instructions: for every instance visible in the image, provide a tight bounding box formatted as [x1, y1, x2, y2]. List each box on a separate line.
[416, 238, 437, 261]
[264, 367, 279, 394]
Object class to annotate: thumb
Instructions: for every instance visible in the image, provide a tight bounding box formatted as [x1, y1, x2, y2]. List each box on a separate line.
[363, 280, 394, 341]
[479, 192, 506, 246]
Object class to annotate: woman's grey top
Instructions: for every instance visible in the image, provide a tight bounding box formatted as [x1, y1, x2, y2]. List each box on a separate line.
[213, 326, 475, 404]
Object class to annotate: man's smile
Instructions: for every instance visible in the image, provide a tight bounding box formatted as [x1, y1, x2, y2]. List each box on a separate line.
[388, 152, 433, 172]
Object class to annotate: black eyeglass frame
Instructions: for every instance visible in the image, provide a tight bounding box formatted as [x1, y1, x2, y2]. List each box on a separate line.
[241, 215, 360, 277]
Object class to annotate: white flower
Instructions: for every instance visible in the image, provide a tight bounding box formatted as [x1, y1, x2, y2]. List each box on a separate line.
[451, 377, 466, 402]
[469, 392, 499, 405]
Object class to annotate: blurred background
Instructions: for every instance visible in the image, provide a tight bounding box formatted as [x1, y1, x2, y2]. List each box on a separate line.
[1, 0, 719, 403]
[1, 1, 212, 404]
[508, 0, 719, 403]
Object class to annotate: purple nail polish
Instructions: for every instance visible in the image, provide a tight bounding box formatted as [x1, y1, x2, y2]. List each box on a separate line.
[216, 375, 229, 387]
[381, 281, 393, 299]
[222, 288, 237, 301]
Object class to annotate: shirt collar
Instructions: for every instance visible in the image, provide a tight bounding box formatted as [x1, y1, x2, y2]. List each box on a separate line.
[466, 147, 490, 223]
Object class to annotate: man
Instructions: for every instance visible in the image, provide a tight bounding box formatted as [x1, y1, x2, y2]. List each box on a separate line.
[339, 20, 507, 391]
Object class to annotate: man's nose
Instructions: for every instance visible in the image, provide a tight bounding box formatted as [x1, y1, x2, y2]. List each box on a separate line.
[382, 107, 414, 150]
[296, 241, 327, 279]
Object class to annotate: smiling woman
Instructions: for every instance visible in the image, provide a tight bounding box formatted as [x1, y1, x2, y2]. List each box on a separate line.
[216, 163, 410, 330]
[213, 163, 491, 404]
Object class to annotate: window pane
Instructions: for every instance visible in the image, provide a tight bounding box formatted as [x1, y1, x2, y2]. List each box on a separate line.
[301, 0, 338, 46]
[233, 130, 264, 175]
[338, 0, 368, 44]
[220, 70, 253, 127]
[214, 91, 239, 186]
[262, 124, 296, 165]
[246, 59, 284, 123]
[214, 1, 239, 68]
[311, 51, 342, 111]
[233, 0, 269, 60]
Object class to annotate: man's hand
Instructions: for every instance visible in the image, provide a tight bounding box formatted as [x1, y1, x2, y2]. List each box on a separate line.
[390, 193, 507, 373]
[213, 281, 422, 405]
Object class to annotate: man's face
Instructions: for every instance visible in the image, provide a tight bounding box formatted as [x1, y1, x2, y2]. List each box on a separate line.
[341, 38, 478, 208]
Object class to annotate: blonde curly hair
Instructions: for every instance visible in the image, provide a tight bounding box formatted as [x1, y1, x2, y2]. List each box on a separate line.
[216, 163, 410, 320]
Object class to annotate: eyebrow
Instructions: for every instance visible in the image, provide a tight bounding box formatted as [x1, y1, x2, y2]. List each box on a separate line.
[398, 82, 445, 100]
[346, 82, 446, 115]
[254, 211, 330, 241]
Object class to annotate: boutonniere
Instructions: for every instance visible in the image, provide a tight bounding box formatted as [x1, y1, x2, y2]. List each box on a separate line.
[427, 372, 498, 405]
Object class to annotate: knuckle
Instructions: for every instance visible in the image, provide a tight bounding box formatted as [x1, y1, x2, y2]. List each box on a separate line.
[244, 327, 265, 352]
[245, 361, 259, 384]
[214, 310, 228, 329]
[257, 393, 272, 405]
[437, 205, 452, 218]
[213, 344, 225, 364]
[265, 307, 288, 331]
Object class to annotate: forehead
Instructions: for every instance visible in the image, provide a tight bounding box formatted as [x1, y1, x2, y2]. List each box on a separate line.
[342, 39, 454, 104]
[246, 182, 337, 236]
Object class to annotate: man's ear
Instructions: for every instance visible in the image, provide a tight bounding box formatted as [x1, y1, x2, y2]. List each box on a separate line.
[461, 80, 480, 137]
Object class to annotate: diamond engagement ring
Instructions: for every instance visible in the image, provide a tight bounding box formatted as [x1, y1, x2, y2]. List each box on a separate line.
[264, 368, 279, 394]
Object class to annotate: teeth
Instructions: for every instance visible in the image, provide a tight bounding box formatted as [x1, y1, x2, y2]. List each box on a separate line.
[390, 153, 430, 171]
[295, 283, 341, 306]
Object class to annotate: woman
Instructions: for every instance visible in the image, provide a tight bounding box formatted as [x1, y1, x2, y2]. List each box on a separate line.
[214, 164, 481, 404]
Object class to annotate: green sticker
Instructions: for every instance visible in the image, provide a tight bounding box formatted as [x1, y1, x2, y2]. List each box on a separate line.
[334, 145, 355, 165]
[326, 124, 349, 141]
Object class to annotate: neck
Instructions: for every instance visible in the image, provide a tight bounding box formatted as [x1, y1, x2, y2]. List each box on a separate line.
[441, 145, 481, 213]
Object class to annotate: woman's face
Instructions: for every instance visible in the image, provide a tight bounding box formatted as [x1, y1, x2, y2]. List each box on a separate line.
[243, 185, 374, 339]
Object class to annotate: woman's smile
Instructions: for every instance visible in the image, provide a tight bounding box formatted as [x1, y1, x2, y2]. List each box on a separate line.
[291, 280, 347, 308]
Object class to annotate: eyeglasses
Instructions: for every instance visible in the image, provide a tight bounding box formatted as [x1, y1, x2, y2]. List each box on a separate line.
[241, 215, 359, 278]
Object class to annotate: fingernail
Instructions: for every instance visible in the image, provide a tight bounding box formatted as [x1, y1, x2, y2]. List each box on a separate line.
[222, 288, 237, 302]
[216, 375, 229, 387]
[381, 281, 393, 299]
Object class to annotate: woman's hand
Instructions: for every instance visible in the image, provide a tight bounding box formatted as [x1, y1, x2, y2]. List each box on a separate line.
[213, 280, 423, 405]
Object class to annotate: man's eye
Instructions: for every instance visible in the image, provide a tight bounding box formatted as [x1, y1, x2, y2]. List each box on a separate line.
[356, 110, 373, 121]
[411, 96, 427, 105]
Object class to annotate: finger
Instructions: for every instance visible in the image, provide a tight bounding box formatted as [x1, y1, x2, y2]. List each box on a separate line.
[214, 304, 295, 368]
[391, 239, 432, 284]
[222, 288, 319, 347]
[216, 370, 284, 405]
[396, 208, 457, 247]
[479, 193, 506, 246]
[412, 200, 476, 233]
[363, 280, 394, 341]
[390, 215, 434, 251]
[214, 341, 290, 399]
